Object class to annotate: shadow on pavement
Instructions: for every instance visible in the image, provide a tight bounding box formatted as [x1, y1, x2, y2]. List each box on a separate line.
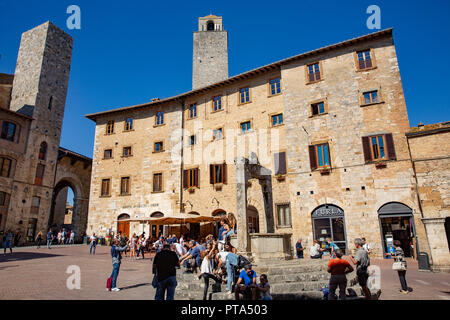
[0, 252, 64, 263]
[120, 283, 151, 290]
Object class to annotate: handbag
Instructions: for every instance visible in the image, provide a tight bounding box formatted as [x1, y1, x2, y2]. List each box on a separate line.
[392, 259, 407, 271]
[106, 277, 112, 291]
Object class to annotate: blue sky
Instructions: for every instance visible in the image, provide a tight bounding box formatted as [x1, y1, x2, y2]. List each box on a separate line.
[1, 0, 449, 162]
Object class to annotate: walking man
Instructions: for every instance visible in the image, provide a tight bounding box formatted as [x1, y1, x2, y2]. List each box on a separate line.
[70, 231, 75, 244]
[47, 229, 54, 249]
[153, 243, 180, 300]
[349, 238, 372, 300]
[3, 230, 13, 254]
[90, 233, 97, 254]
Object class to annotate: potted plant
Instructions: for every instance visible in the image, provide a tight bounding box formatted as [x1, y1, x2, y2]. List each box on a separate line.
[214, 183, 223, 190]
[274, 174, 286, 181]
[187, 187, 195, 193]
[319, 167, 331, 175]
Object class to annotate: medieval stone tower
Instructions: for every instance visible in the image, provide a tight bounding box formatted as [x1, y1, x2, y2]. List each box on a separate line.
[7, 22, 73, 234]
[192, 15, 228, 89]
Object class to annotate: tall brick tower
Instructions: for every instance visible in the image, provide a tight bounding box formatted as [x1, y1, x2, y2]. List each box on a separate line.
[8, 22, 73, 233]
[192, 15, 228, 89]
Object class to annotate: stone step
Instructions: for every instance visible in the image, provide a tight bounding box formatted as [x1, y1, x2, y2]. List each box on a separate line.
[176, 279, 330, 294]
[175, 290, 326, 301]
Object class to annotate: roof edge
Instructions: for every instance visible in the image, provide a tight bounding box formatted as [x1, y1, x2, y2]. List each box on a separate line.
[85, 28, 393, 122]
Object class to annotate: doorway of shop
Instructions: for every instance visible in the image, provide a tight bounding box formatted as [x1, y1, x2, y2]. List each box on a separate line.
[378, 202, 417, 258]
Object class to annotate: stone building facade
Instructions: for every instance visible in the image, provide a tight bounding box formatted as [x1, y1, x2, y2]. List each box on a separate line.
[86, 16, 449, 269]
[407, 122, 450, 270]
[0, 22, 92, 243]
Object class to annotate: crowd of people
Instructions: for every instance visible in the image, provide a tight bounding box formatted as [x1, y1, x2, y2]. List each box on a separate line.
[293, 236, 409, 300]
[105, 216, 271, 300]
[39, 228, 77, 249]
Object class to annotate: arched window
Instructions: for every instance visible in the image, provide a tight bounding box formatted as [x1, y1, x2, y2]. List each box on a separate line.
[39, 142, 48, 160]
[207, 20, 214, 31]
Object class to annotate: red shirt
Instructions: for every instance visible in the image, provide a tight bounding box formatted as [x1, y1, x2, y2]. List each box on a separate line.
[327, 258, 351, 275]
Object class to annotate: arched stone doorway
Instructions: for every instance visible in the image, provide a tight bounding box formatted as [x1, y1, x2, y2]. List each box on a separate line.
[247, 205, 259, 233]
[378, 202, 417, 258]
[49, 147, 92, 242]
[150, 211, 164, 239]
[49, 178, 86, 241]
[117, 213, 130, 238]
[311, 204, 347, 253]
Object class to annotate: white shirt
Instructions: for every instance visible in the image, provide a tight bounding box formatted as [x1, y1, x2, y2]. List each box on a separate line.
[90, 236, 97, 241]
[200, 256, 214, 274]
[363, 243, 371, 252]
[218, 251, 229, 262]
[174, 243, 186, 256]
[310, 243, 320, 256]
[70, 233, 75, 239]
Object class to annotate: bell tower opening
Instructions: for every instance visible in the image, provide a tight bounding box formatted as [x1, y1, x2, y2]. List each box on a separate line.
[207, 20, 215, 31]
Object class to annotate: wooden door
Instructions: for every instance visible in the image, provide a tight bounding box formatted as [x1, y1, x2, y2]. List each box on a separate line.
[117, 221, 130, 238]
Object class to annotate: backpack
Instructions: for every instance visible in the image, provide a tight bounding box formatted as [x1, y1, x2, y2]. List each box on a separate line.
[237, 255, 251, 269]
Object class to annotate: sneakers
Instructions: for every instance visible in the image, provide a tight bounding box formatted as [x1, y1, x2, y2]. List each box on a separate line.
[226, 290, 233, 294]
[111, 287, 120, 292]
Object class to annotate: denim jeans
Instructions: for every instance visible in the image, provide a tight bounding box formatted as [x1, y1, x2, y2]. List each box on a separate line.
[397, 270, 408, 291]
[47, 239, 52, 249]
[90, 242, 96, 254]
[225, 253, 239, 291]
[155, 276, 177, 300]
[110, 263, 120, 288]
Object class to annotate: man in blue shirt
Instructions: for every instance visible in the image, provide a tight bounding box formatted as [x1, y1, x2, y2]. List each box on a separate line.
[179, 240, 202, 272]
[296, 238, 304, 259]
[235, 264, 257, 300]
[47, 230, 54, 249]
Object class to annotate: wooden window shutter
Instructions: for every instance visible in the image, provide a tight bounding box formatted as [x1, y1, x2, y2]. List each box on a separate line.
[195, 168, 199, 188]
[183, 170, 188, 189]
[222, 163, 227, 184]
[325, 143, 331, 167]
[385, 133, 397, 160]
[279, 152, 287, 175]
[209, 165, 214, 184]
[362, 136, 372, 163]
[308, 146, 317, 171]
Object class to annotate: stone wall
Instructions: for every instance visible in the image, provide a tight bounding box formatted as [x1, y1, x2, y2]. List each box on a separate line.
[281, 34, 427, 258]
[192, 30, 228, 89]
[408, 125, 450, 269]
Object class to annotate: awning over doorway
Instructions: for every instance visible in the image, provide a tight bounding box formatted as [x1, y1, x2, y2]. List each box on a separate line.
[121, 214, 222, 225]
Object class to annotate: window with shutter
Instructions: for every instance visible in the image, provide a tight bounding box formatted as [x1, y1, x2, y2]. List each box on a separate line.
[153, 173, 163, 192]
[222, 164, 227, 184]
[35, 164, 45, 185]
[362, 136, 372, 163]
[0, 157, 12, 177]
[385, 133, 396, 160]
[309, 145, 317, 171]
[101, 179, 111, 196]
[274, 152, 287, 175]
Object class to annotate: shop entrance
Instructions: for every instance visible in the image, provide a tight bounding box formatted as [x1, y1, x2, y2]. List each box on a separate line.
[378, 202, 417, 258]
[117, 214, 130, 238]
[312, 204, 347, 253]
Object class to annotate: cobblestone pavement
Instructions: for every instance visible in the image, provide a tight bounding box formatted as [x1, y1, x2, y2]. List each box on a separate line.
[1, 245, 449, 300]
